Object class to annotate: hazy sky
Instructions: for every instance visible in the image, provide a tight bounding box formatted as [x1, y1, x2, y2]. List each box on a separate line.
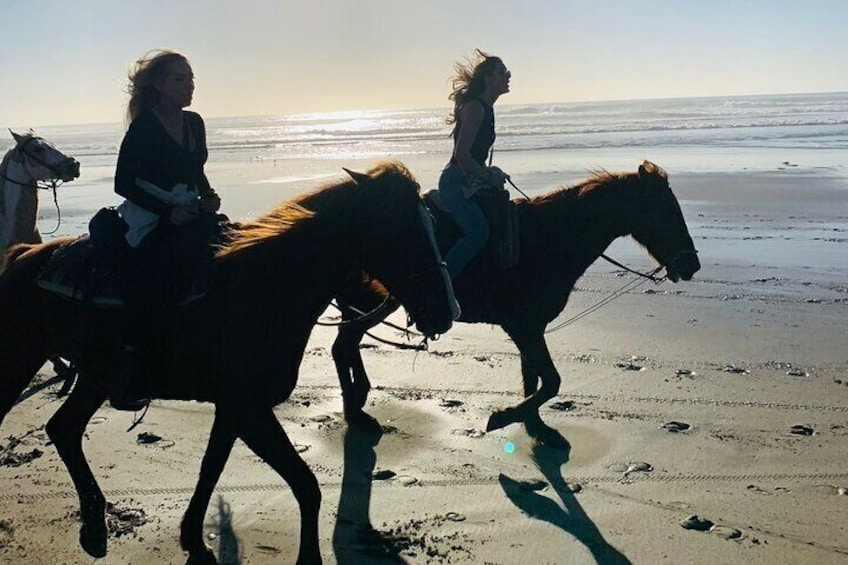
[2, 0, 846, 127]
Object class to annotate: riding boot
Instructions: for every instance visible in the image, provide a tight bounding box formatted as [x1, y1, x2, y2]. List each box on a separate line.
[109, 346, 149, 412]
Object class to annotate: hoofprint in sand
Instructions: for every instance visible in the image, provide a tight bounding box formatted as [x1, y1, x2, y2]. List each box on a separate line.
[2, 260, 846, 565]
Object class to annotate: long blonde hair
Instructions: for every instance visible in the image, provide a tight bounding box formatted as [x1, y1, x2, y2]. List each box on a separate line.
[446, 49, 504, 125]
[125, 49, 188, 126]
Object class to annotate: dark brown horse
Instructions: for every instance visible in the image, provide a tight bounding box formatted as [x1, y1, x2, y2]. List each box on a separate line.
[0, 161, 456, 564]
[333, 161, 700, 446]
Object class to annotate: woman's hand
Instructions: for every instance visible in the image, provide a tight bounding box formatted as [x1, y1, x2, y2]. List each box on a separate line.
[486, 166, 509, 188]
[199, 193, 221, 213]
[170, 205, 198, 225]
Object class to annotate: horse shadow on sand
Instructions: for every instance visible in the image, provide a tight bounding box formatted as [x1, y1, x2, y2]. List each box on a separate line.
[332, 426, 408, 564]
[499, 443, 632, 565]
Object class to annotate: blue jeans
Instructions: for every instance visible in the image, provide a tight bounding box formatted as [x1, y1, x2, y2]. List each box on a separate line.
[439, 163, 488, 279]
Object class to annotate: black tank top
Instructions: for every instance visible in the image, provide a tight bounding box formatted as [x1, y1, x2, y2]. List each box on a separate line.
[451, 99, 495, 167]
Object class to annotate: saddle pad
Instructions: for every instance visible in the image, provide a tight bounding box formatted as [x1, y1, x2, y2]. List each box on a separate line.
[36, 237, 210, 308]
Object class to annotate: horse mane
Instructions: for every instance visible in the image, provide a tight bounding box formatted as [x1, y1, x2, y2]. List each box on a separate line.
[528, 161, 668, 205]
[215, 203, 314, 259]
[216, 160, 419, 260]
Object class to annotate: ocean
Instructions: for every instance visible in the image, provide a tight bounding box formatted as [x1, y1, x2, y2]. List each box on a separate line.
[11, 91, 848, 285]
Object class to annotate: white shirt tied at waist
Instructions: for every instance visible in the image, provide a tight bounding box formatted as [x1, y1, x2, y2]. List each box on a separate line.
[118, 179, 198, 248]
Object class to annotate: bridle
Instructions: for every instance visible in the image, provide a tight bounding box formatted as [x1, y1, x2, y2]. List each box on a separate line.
[1, 136, 76, 234]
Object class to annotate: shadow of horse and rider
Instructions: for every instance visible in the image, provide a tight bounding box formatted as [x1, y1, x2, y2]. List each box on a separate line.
[1, 153, 698, 562]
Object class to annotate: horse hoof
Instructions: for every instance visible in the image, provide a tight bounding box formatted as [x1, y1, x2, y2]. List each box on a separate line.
[486, 410, 513, 432]
[80, 522, 107, 559]
[185, 544, 218, 565]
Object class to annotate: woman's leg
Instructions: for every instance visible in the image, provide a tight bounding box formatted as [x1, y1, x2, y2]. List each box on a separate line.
[438, 165, 489, 279]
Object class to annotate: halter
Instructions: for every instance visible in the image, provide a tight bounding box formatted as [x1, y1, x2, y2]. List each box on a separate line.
[2, 135, 75, 235]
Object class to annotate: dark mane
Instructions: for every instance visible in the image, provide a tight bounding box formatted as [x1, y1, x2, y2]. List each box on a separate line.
[528, 161, 669, 205]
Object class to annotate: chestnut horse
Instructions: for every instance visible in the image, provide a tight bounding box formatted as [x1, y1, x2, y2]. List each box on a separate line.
[0, 130, 80, 385]
[333, 161, 700, 446]
[0, 161, 457, 564]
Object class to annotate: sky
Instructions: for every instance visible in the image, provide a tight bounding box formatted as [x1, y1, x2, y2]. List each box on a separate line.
[2, 0, 846, 128]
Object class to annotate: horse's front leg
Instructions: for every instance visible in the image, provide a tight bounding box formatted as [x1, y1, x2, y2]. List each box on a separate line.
[44, 375, 109, 558]
[236, 405, 322, 564]
[180, 409, 237, 564]
[488, 327, 567, 447]
[332, 322, 380, 432]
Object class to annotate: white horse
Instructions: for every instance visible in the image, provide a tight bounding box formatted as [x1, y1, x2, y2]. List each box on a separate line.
[1, 129, 80, 389]
[0, 129, 80, 261]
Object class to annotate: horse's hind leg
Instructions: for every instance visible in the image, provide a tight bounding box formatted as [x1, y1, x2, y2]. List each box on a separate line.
[180, 410, 237, 563]
[45, 376, 109, 558]
[488, 326, 568, 447]
[236, 406, 322, 564]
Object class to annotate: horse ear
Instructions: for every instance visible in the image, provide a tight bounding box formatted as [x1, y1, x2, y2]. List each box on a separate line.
[638, 160, 667, 183]
[343, 167, 371, 187]
[9, 129, 23, 143]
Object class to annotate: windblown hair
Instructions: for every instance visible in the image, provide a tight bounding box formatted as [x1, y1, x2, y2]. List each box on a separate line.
[125, 49, 188, 126]
[446, 49, 504, 125]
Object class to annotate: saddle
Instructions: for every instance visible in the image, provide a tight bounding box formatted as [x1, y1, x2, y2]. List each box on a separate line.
[36, 207, 221, 308]
[423, 188, 520, 271]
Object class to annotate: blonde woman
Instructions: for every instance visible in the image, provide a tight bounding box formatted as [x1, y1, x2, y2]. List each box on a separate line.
[439, 49, 511, 279]
[111, 50, 220, 410]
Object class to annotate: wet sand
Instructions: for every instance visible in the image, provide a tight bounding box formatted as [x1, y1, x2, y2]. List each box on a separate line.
[1, 170, 847, 564]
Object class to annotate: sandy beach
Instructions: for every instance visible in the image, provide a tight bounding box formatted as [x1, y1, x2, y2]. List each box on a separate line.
[1, 165, 847, 565]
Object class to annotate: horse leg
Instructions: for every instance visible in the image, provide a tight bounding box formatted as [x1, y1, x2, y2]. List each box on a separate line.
[50, 356, 77, 396]
[236, 406, 322, 565]
[488, 327, 568, 447]
[180, 410, 237, 564]
[44, 376, 109, 558]
[332, 322, 379, 432]
[0, 340, 48, 429]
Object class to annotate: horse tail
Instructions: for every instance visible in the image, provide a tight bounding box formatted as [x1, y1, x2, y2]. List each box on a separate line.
[0, 241, 64, 429]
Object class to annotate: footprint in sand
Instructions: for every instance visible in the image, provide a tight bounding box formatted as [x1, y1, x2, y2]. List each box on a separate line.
[615, 362, 644, 371]
[675, 369, 696, 377]
[445, 512, 466, 522]
[680, 515, 714, 531]
[722, 365, 750, 374]
[711, 525, 744, 540]
[439, 399, 464, 411]
[309, 415, 333, 423]
[396, 475, 419, 486]
[372, 469, 397, 481]
[451, 428, 485, 438]
[549, 400, 575, 412]
[660, 421, 691, 433]
[789, 424, 814, 436]
[786, 369, 808, 377]
[294, 444, 309, 453]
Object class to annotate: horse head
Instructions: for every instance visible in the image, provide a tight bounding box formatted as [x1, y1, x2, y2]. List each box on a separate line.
[10, 129, 80, 183]
[345, 161, 458, 338]
[629, 161, 700, 282]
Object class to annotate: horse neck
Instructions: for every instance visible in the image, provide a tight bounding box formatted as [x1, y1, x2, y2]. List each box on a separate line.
[530, 176, 638, 276]
[0, 156, 39, 252]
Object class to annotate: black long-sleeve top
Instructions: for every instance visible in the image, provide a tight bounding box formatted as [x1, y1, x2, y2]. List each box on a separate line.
[114, 109, 214, 218]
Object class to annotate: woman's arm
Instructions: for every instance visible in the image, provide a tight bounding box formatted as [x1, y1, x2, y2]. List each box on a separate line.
[452, 101, 487, 178]
[114, 124, 173, 217]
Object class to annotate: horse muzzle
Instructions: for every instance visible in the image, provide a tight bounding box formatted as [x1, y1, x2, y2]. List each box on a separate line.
[58, 159, 81, 182]
[666, 250, 700, 282]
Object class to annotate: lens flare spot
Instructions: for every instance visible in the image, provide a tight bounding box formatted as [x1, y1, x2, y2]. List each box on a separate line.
[504, 441, 516, 454]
